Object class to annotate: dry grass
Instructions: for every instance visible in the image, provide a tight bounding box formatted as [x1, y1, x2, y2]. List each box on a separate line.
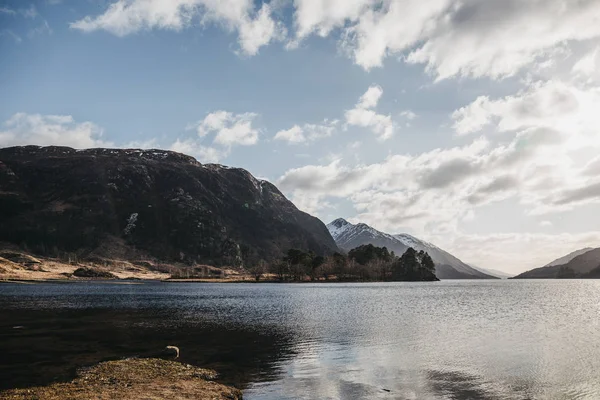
[0, 243, 257, 283]
[0, 252, 171, 282]
[0, 358, 242, 400]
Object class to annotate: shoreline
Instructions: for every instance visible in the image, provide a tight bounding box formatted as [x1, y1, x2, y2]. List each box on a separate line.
[0, 357, 242, 400]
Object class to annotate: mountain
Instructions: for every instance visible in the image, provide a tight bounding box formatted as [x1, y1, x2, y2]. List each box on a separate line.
[327, 218, 497, 279]
[0, 146, 338, 267]
[514, 247, 600, 279]
[543, 248, 594, 267]
[469, 265, 514, 279]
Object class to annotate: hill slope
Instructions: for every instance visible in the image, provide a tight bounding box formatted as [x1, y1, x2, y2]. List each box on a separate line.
[514, 248, 600, 279]
[469, 265, 513, 279]
[543, 248, 594, 267]
[327, 218, 496, 279]
[0, 146, 338, 267]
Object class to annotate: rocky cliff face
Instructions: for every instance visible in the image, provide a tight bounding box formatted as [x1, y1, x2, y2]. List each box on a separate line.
[0, 146, 338, 267]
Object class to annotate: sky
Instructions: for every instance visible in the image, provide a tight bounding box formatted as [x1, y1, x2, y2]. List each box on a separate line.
[2, 0, 600, 274]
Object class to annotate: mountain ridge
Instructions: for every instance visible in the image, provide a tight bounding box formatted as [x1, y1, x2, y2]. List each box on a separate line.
[0, 145, 339, 268]
[543, 248, 594, 267]
[514, 247, 600, 279]
[327, 218, 497, 279]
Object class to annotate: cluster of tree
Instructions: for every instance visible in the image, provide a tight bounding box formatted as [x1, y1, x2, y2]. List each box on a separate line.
[247, 244, 438, 282]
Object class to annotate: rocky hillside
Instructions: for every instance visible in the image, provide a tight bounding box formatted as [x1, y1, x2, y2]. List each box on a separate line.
[0, 146, 338, 268]
[327, 218, 496, 279]
[514, 247, 600, 279]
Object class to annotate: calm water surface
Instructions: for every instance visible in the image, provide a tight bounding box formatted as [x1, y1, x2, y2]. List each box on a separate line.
[1, 280, 599, 399]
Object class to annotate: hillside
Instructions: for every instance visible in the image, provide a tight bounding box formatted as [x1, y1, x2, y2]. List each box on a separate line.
[543, 248, 594, 267]
[0, 146, 338, 271]
[470, 265, 513, 279]
[514, 248, 600, 279]
[327, 218, 496, 279]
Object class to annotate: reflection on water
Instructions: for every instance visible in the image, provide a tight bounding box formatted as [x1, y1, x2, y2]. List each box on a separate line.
[1, 280, 600, 399]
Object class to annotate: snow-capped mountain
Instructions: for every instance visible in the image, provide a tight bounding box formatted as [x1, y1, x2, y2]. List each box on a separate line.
[327, 218, 496, 279]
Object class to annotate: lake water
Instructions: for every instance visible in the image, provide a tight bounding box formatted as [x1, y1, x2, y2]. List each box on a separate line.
[1, 280, 600, 399]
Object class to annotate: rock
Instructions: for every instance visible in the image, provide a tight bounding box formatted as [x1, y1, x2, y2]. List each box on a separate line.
[0, 251, 41, 266]
[72, 267, 117, 279]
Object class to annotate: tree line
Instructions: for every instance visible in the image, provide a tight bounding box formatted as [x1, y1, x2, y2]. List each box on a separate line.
[248, 244, 438, 282]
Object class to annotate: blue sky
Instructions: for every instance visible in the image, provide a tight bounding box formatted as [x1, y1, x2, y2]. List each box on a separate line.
[2, 0, 600, 273]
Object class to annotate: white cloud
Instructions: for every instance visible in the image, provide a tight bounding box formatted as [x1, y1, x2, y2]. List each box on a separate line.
[237, 3, 286, 56]
[275, 125, 304, 143]
[278, 102, 600, 242]
[356, 85, 383, 109]
[293, 0, 370, 39]
[400, 110, 417, 120]
[274, 119, 338, 144]
[345, 85, 394, 140]
[572, 46, 600, 83]
[170, 138, 224, 163]
[540, 220, 553, 227]
[191, 111, 260, 146]
[123, 138, 160, 149]
[448, 79, 600, 214]
[452, 81, 599, 138]
[293, 0, 600, 80]
[70, 0, 284, 56]
[0, 113, 111, 148]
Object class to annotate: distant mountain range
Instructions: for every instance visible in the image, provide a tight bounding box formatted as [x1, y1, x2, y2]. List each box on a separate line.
[514, 247, 600, 279]
[543, 248, 594, 267]
[469, 266, 514, 279]
[327, 218, 497, 280]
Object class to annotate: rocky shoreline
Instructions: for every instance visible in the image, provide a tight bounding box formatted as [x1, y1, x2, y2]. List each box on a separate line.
[0, 358, 242, 400]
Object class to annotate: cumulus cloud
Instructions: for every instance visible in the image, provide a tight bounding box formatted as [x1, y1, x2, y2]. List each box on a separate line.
[290, 0, 600, 79]
[274, 119, 338, 144]
[170, 138, 224, 163]
[446, 79, 600, 214]
[67, 0, 600, 78]
[278, 99, 600, 243]
[70, 0, 285, 55]
[345, 85, 394, 140]
[0, 113, 111, 148]
[190, 110, 260, 146]
[452, 81, 596, 138]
